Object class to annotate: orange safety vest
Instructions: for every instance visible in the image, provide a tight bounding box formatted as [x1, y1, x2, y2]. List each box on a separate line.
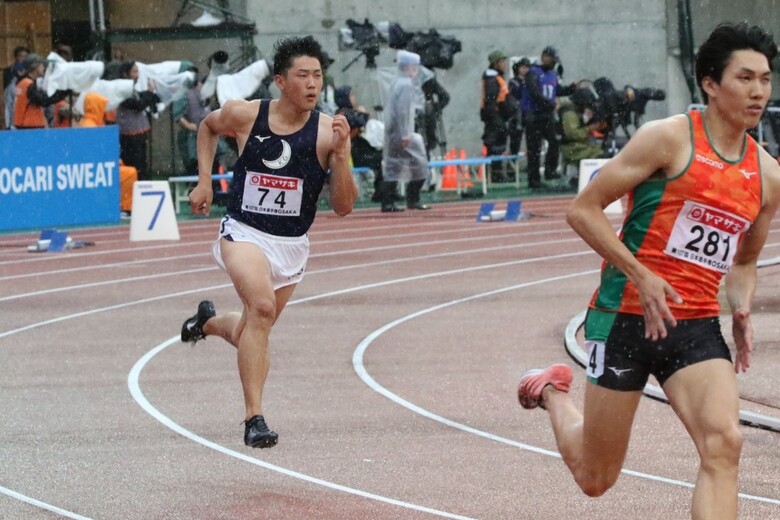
[589, 110, 762, 320]
[480, 73, 509, 110]
[13, 77, 47, 128]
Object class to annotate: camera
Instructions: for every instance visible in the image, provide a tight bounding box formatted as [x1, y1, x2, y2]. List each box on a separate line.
[341, 108, 369, 129]
[388, 23, 461, 70]
[592, 76, 666, 136]
[339, 18, 385, 68]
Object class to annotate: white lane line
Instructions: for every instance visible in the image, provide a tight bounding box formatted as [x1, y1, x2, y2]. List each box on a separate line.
[0, 236, 586, 301]
[1, 251, 592, 517]
[127, 337, 477, 520]
[0, 267, 218, 302]
[0, 284, 230, 340]
[0, 220, 569, 268]
[0, 249, 590, 340]
[0, 485, 92, 520]
[5, 238, 779, 515]
[351, 273, 780, 507]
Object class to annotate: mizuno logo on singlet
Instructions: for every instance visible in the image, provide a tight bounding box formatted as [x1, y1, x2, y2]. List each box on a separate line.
[695, 154, 724, 169]
[255, 135, 271, 142]
[739, 169, 757, 179]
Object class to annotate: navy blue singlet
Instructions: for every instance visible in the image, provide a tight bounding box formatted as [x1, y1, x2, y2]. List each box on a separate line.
[227, 99, 327, 237]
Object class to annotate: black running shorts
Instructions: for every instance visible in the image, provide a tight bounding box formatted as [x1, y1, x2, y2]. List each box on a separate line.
[584, 312, 732, 391]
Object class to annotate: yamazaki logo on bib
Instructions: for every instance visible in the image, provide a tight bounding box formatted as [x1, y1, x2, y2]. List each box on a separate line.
[249, 174, 300, 191]
[685, 204, 748, 234]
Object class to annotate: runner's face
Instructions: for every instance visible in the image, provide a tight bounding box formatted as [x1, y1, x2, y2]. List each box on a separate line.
[706, 49, 772, 129]
[278, 56, 323, 110]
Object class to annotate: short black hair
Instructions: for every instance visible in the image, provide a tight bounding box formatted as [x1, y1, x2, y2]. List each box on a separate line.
[272, 35, 328, 76]
[13, 46, 30, 58]
[695, 22, 777, 103]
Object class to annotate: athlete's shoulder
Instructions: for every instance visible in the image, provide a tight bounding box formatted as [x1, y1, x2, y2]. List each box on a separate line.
[627, 113, 689, 151]
[219, 98, 260, 121]
[758, 146, 780, 206]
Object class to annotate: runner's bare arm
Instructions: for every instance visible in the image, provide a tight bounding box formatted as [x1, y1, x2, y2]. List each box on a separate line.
[189, 100, 256, 215]
[326, 113, 357, 216]
[725, 150, 780, 372]
[567, 116, 688, 340]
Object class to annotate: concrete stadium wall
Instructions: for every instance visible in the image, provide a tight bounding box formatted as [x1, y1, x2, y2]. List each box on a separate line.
[249, 0, 670, 156]
[65, 1, 779, 173]
[247, 0, 780, 157]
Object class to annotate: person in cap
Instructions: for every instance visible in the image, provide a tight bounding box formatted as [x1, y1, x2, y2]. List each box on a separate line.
[521, 45, 576, 188]
[381, 49, 431, 211]
[13, 54, 71, 129]
[480, 50, 513, 181]
[507, 57, 531, 156]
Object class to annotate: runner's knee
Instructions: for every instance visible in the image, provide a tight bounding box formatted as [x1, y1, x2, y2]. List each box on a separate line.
[575, 474, 617, 498]
[244, 296, 276, 325]
[698, 425, 743, 470]
[574, 467, 620, 498]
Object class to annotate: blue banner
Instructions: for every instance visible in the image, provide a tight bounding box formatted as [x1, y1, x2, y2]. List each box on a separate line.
[0, 126, 120, 232]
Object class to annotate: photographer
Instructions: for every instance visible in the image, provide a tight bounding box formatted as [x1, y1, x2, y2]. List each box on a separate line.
[116, 61, 160, 181]
[340, 108, 383, 201]
[480, 50, 512, 173]
[523, 46, 576, 188]
[559, 84, 606, 184]
[416, 75, 450, 157]
[13, 54, 71, 129]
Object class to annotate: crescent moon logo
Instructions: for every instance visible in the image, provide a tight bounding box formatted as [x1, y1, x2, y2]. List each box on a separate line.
[262, 139, 292, 170]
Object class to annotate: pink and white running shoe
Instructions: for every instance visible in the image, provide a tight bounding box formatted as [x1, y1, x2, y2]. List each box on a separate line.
[517, 364, 573, 409]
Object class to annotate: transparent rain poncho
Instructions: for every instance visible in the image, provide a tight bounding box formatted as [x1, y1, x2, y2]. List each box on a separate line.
[378, 54, 433, 182]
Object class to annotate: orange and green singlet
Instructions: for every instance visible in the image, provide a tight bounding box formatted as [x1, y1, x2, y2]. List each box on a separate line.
[586, 110, 763, 340]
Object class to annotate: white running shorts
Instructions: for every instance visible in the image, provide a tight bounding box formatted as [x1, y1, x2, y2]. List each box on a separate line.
[212, 216, 308, 290]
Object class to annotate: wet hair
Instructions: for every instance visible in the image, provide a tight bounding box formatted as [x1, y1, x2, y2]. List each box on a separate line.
[695, 22, 777, 103]
[272, 35, 327, 76]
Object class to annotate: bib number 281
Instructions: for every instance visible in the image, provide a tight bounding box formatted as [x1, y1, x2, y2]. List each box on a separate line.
[664, 200, 749, 273]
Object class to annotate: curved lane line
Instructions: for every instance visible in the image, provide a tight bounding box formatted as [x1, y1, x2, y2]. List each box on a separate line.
[1, 250, 590, 517]
[0, 485, 92, 520]
[127, 337, 477, 520]
[352, 273, 780, 507]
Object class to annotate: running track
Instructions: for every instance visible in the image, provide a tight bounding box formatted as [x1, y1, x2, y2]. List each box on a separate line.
[1, 196, 779, 519]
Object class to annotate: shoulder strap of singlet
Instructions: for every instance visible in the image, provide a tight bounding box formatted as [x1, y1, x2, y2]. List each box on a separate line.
[247, 99, 269, 137]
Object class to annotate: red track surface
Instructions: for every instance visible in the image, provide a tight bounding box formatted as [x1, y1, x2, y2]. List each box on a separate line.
[1, 197, 779, 519]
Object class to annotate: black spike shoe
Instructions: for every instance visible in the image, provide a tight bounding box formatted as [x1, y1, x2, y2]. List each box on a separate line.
[243, 415, 278, 448]
[180, 300, 216, 344]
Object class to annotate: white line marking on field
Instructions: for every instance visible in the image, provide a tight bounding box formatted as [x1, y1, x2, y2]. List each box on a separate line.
[0, 484, 92, 520]
[127, 337, 477, 520]
[351, 272, 780, 507]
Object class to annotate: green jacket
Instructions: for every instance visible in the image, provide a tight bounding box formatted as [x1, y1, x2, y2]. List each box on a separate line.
[559, 99, 603, 164]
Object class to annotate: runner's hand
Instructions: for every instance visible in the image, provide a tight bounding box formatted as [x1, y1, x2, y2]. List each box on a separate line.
[636, 271, 682, 341]
[331, 114, 350, 155]
[189, 184, 213, 216]
[732, 308, 753, 373]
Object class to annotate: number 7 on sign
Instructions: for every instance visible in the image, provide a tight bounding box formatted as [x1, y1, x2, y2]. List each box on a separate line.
[140, 190, 166, 230]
